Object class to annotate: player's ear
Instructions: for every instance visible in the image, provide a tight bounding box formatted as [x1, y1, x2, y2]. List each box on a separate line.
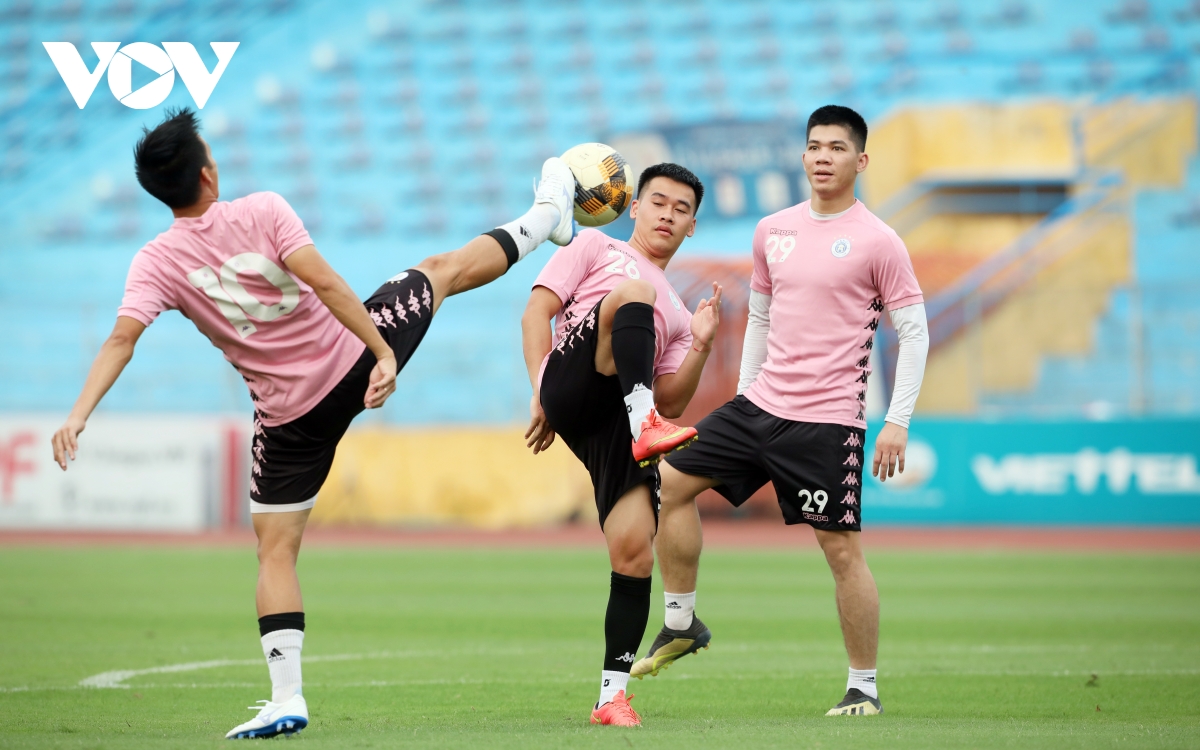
[856, 151, 869, 174]
[686, 217, 696, 238]
[629, 198, 639, 220]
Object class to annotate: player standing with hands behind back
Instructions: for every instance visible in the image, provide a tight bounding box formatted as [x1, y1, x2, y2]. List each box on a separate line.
[635, 106, 930, 717]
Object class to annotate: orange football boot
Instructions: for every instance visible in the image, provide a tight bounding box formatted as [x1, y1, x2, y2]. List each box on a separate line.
[631, 409, 698, 467]
[590, 690, 642, 727]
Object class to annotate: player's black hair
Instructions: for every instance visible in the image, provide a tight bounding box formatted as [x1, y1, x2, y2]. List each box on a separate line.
[133, 107, 210, 209]
[636, 162, 704, 214]
[807, 105, 868, 152]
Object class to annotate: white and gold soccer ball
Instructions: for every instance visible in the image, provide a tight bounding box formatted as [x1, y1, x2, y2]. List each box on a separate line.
[561, 142, 634, 227]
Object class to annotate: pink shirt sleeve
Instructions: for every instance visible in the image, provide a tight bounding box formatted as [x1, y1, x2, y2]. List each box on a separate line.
[875, 233, 924, 309]
[532, 230, 597, 304]
[116, 249, 175, 327]
[654, 318, 693, 378]
[749, 220, 772, 296]
[266, 192, 314, 261]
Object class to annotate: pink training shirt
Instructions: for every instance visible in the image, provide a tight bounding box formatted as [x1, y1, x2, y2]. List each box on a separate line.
[744, 200, 923, 429]
[533, 228, 693, 384]
[117, 192, 366, 427]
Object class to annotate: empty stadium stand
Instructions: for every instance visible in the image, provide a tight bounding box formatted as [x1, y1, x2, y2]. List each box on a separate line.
[0, 0, 1196, 422]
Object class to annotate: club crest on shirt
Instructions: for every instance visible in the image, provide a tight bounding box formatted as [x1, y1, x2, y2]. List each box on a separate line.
[831, 238, 852, 258]
[669, 291, 681, 311]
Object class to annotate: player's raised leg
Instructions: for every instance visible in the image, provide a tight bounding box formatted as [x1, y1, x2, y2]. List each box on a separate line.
[226, 509, 312, 739]
[632, 461, 715, 678]
[816, 529, 882, 716]
[594, 281, 697, 467]
[415, 158, 576, 315]
[590, 483, 656, 727]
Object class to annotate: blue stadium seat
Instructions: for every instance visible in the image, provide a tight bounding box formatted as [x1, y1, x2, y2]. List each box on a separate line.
[1, 0, 1197, 421]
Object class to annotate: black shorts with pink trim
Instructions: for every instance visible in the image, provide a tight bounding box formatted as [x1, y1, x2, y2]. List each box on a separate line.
[663, 395, 865, 531]
[248, 269, 435, 511]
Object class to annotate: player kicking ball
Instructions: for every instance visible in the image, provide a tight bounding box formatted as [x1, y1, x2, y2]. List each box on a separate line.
[49, 107, 579, 739]
[634, 106, 930, 717]
[523, 163, 721, 727]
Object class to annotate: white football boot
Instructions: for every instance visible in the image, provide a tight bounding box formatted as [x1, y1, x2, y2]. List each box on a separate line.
[225, 694, 308, 739]
[535, 156, 578, 246]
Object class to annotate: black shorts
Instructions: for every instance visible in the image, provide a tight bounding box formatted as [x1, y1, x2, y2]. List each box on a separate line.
[249, 270, 435, 511]
[539, 300, 659, 528]
[664, 395, 865, 531]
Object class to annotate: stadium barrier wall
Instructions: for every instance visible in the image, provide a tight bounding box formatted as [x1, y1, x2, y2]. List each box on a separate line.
[0, 415, 246, 531]
[309, 427, 596, 529]
[860, 419, 1200, 524]
[4, 416, 1195, 530]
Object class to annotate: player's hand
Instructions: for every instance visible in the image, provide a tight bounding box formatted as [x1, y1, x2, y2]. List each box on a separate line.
[365, 352, 397, 409]
[872, 422, 907, 482]
[525, 393, 556, 454]
[51, 416, 86, 471]
[690, 282, 723, 351]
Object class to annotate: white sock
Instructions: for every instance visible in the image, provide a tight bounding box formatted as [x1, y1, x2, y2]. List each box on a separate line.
[664, 591, 695, 631]
[848, 667, 878, 699]
[624, 383, 655, 440]
[597, 669, 630, 707]
[261, 629, 304, 704]
[496, 202, 560, 262]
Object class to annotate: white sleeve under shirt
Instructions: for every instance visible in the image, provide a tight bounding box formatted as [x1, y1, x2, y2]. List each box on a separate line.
[883, 302, 929, 429]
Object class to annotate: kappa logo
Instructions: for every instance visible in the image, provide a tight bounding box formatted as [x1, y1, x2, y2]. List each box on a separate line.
[839, 510, 857, 525]
[615, 652, 636, 663]
[831, 237, 851, 258]
[842, 491, 858, 506]
[43, 41, 238, 109]
[842, 472, 859, 486]
[844, 453, 861, 467]
[844, 434, 862, 448]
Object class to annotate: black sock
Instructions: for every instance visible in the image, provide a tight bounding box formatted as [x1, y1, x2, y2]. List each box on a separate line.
[259, 611, 305, 637]
[610, 302, 656, 396]
[604, 571, 652, 672]
[482, 229, 519, 270]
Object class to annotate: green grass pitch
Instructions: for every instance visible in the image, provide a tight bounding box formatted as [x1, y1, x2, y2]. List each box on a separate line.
[1, 544, 1198, 748]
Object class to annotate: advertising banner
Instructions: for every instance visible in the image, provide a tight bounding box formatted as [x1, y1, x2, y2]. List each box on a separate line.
[0, 416, 245, 531]
[863, 419, 1200, 524]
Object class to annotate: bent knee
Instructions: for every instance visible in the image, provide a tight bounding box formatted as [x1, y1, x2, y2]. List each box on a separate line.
[414, 252, 454, 282]
[610, 279, 656, 306]
[608, 534, 655, 577]
[819, 536, 864, 574]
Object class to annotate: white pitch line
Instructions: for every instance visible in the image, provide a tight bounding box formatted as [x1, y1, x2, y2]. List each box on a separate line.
[76, 647, 543, 690]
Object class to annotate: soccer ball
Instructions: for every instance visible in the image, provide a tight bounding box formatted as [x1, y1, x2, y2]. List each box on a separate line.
[561, 143, 634, 227]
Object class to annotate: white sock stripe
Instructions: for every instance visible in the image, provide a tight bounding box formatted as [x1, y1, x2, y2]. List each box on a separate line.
[847, 667, 878, 699]
[624, 384, 655, 441]
[664, 591, 696, 631]
[598, 669, 630, 707]
[497, 203, 559, 262]
[261, 630, 304, 704]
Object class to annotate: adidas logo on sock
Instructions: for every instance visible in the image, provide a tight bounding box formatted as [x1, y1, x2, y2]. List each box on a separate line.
[267, 648, 285, 663]
[616, 652, 636, 663]
[520, 225, 532, 239]
[666, 602, 682, 609]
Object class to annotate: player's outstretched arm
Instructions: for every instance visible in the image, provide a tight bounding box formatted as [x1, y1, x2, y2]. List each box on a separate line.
[654, 283, 723, 419]
[283, 245, 397, 409]
[521, 286, 561, 454]
[51, 316, 145, 470]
